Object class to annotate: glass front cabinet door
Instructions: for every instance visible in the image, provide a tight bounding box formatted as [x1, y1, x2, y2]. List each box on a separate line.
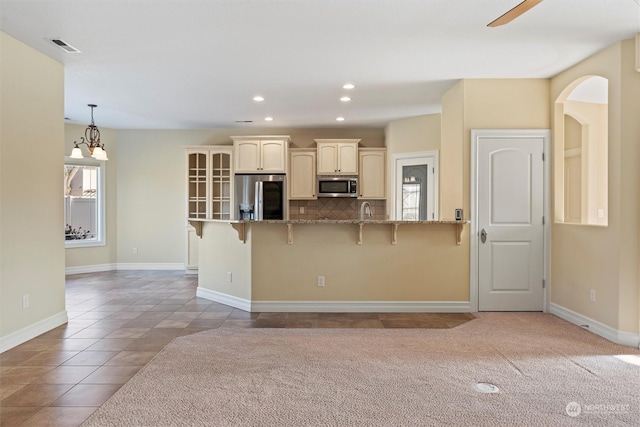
[186, 146, 233, 220]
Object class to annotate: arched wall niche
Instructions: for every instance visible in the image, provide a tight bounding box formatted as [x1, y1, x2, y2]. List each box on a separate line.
[554, 75, 608, 226]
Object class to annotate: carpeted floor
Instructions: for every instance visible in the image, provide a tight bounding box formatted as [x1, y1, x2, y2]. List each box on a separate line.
[82, 313, 640, 426]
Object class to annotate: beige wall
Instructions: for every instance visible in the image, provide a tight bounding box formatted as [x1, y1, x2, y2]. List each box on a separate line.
[563, 114, 582, 150]
[550, 39, 639, 335]
[384, 115, 441, 153]
[116, 129, 192, 265]
[115, 128, 384, 266]
[198, 222, 252, 301]
[441, 79, 551, 220]
[64, 124, 118, 268]
[461, 79, 551, 218]
[440, 82, 465, 220]
[617, 39, 639, 336]
[0, 32, 66, 340]
[197, 222, 469, 303]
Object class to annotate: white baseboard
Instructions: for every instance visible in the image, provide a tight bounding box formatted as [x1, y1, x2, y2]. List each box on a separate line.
[65, 263, 185, 275]
[0, 311, 68, 353]
[251, 300, 472, 313]
[65, 263, 117, 275]
[195, 289, 471, 313]
[550, 303, 640, 349]
[196, 287, 252, 311]
[116, 263, 184, 271]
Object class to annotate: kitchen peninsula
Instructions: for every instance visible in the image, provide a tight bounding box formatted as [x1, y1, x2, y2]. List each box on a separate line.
[187, 136, 470, 313]
[195, 219, 470, 313]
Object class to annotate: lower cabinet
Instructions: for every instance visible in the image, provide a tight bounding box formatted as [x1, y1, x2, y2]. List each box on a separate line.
[185, 223, 199, 273]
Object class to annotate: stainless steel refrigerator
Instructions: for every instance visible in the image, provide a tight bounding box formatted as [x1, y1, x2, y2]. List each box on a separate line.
[234, 174, 286, 220]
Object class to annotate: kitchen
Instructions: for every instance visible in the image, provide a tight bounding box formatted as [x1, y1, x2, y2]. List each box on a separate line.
[187, 135, 469, 313]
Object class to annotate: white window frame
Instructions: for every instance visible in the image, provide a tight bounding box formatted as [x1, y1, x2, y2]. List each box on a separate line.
[64, 157, 106, 248]
[392, 151, 439, 221]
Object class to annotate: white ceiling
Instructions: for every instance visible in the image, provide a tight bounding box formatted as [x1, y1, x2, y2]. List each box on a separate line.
[566, 76, 609, 104]
[1, 0, 638, 129]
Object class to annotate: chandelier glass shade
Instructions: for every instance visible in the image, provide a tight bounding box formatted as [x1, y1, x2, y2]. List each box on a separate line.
[70, 104, 108, 161]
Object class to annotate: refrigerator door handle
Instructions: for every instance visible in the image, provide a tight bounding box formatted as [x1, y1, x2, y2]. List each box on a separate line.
[255, 181, 264, 220]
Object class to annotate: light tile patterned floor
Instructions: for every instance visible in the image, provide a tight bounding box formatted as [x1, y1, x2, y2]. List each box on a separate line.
[0, 270, 474, 426]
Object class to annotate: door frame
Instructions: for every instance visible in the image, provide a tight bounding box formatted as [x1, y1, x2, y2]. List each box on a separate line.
[470, 129, 551, 312]
[391, 150, 439, 220]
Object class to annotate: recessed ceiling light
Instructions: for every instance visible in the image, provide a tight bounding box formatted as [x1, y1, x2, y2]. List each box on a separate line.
[342, 83, 355, 90]
[253, 96, 264, 102]
[340, 96, 351, 102]
[265, 117, 274, 121]
[336, 117, 345, 122]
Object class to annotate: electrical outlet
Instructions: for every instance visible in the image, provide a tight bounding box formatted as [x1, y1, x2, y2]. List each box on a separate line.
[597, 209, 605, 218]
[317, 275, 325, 287]
[299, 206, 305, 214]
[22, 294, 29, 309]
[590, 290, 596, 303]
[133, 247, 138, 255]
[227, 272, 232, 282]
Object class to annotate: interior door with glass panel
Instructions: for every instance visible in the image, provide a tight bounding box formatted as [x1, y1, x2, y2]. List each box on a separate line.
[395, 156, 436, 221]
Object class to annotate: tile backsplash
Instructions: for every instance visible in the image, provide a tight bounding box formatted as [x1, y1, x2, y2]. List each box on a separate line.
[289, 199, 386, 220]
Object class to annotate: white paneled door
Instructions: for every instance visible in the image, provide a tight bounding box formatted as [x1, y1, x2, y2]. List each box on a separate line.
[477, 133, 545, 311]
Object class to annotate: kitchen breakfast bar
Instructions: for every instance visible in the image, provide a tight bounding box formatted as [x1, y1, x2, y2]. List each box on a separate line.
[192, 220, 471, 313]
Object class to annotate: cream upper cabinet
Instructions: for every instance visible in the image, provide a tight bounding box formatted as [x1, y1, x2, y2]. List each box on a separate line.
[232, 136, 289, 173]
[289, 149, 317, 199]
[315, 139, 360, 175]
[359, 148, 386, 199]
[234, 140, 261, 172]
[317, 143, 338, 174]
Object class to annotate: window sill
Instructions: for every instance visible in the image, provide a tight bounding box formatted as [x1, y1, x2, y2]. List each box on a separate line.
[65, 240, 106, 249]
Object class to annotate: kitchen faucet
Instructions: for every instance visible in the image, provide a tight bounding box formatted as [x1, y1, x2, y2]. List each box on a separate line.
[360, 201, 372, 221]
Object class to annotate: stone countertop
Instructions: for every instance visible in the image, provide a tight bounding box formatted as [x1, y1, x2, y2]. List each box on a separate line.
[188, 219, 468, 224]
[188, 218, 468, 244]
[245, 219, 468, 225]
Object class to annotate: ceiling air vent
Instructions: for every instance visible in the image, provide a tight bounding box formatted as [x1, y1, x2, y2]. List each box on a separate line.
[51, 39, 81, 53]
[235, 120, 253, 123]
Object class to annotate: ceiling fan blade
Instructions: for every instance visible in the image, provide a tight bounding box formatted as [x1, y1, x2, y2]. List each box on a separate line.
[487, 0, 543, 27]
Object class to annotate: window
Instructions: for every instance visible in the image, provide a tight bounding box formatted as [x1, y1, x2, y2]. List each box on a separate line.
[393, 151, 438, 221]
[64, 159, 105, 247]
[401, 182, 422, 220]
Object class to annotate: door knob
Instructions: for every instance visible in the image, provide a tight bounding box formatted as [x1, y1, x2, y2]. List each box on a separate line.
[480, 228, 487, 244]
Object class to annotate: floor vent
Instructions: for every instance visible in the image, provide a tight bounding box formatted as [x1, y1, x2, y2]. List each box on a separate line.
[473, 382, 500, 393]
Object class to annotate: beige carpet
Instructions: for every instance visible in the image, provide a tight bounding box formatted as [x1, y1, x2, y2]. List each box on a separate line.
[82, 313, 640, 426]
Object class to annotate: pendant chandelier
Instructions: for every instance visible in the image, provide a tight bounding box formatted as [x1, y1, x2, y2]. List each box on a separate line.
[70, 104, 108, 161]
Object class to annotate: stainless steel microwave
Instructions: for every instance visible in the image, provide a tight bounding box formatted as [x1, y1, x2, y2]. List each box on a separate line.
[317, 176, 358, 198]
